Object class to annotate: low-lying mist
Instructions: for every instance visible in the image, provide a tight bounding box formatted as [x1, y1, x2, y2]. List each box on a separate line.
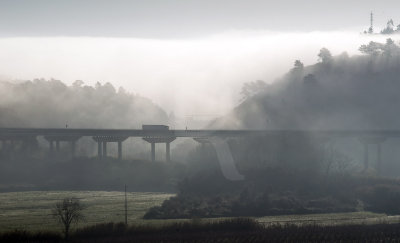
[0, 31, 394, 120]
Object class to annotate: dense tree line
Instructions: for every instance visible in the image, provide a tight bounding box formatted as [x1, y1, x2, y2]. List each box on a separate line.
[0, 79, 168, 128]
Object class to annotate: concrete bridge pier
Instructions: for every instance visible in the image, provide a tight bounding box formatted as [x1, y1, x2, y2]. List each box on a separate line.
[44, 135, 81, 157]
[97, 141, 102, 158]
[377, 142, 382, 173]
[92, 136, 128, 160]
[151, 142, 155, 161]
[166, 142, 171, 162]
[0, 140, 14, 157]
[55, 141, 60, 152]
[358, 137, 387, 173]
[103, 141, 107, 158]
[142, 137, 176, 162]
[49, 140, 54, 155]
[118, 141, 122, 160]
[0, 135, 38, 158]
[193, 137, 211, 154]
[71, 141, 76, 157]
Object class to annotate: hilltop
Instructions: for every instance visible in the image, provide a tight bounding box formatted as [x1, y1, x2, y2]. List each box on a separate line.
[210, 38, 400, 130]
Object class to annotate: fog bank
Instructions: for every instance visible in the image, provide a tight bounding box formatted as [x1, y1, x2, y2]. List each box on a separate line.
[0, 31, 395, 120]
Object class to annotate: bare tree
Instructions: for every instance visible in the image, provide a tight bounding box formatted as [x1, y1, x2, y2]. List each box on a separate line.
[52, 197, 86, 240]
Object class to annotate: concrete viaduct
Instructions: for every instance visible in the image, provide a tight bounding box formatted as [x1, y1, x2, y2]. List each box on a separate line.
[0, 127, 398, 171]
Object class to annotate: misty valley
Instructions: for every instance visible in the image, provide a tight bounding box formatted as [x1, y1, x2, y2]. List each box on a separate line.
[3, 38, 400, 242]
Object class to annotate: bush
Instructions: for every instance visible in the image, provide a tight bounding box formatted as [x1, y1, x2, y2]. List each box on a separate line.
[358, 184, 400, 214]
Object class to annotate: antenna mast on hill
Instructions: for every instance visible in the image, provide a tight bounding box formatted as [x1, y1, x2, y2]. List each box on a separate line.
[369, 11, 374, 34]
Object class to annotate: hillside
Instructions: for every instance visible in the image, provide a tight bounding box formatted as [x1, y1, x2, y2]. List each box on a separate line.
[210, 39, 400, 130]
[0, 79, 168, 128]
[144, 39, 400, 219]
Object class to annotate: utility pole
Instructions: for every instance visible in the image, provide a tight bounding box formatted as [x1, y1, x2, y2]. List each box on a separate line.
[124, 184, 128, 225]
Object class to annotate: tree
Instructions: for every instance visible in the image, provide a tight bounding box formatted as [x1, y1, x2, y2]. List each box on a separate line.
[359, 41, 385, 56]
[52, 198, 86, 240]
[381, 19, 395, 34]
[303, 74, 318, 86]
[318, 48, 332, 63]
[359, 39, 400, 56]
[72, 80, 84, 88]
[240, 80, 267, 100]
[368, 26, 373, 34]
[293, 60, 304, 70]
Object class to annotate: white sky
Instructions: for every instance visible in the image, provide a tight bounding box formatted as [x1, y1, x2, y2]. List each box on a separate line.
[1, 0, 399, 37]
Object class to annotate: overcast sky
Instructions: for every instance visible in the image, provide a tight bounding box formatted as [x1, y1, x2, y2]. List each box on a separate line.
[0, 0, 399, 38]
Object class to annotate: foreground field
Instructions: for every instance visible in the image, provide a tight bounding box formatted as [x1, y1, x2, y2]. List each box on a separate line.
[0, 191, 174, 232]
[1, 191, 400, 233]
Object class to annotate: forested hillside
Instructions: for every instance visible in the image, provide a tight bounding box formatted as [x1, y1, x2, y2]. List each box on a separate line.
[211, 39, 400, 130]
[0, 79, 168, 128]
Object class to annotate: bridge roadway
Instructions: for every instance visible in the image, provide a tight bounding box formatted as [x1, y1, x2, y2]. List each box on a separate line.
[2, 128, 400, 138]
[0, 128, 398, 171]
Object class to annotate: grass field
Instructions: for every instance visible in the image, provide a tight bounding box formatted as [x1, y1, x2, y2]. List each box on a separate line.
[1, 191, 400, 233]
[0, 191, 174, 232]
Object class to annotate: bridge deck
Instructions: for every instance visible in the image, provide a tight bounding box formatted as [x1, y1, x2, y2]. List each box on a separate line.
[1, 128, 400, 138]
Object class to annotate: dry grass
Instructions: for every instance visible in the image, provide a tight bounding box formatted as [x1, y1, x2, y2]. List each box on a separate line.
[0, 191, 174, 232]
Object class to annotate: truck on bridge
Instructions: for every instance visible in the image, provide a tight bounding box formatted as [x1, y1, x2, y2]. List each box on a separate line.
[142, 125, 169, 130]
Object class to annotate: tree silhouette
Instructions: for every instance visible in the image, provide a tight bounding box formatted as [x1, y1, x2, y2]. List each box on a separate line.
[381, 19, 395, 34]
[52, 197, 85, 240]
[240, 80, 267, 100]
[359, 39, 400, 56]
[293, 60, 304, 70]
[318, 48, 332, 63]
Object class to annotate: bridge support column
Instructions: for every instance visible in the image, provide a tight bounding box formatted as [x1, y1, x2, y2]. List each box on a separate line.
[151, 142, 155, 162]
[166, 142, 170, 162]
[44, 136, 81, 157]
[359, 137, 387, 174]
[93, 136, 128, 160]
[55, 141, 60, 152]
[377, 142, 382, 174]
[103, 142, 107, 158]
[0, 135, 38, 158]
[118, 141, 122, 160]
[71, 141, 76, 157]
[143, 137, 176, 162]
[49, 140, 54, 153]
[97, 141, 102, 159]
[193, 137, 211, 155]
